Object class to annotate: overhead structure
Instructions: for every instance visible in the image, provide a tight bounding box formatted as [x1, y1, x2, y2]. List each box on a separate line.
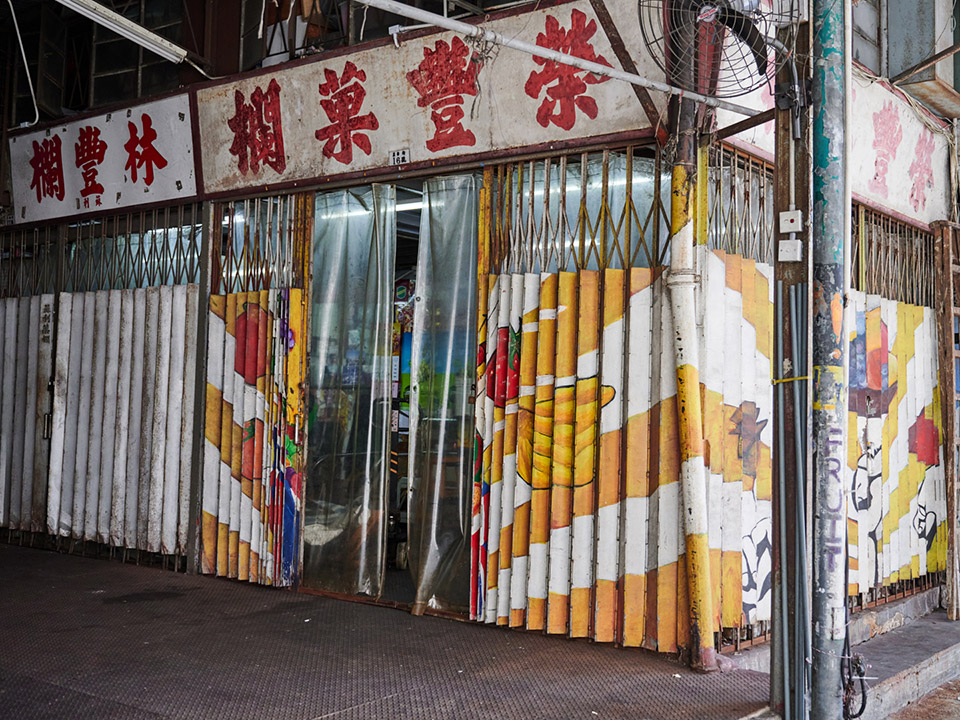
[54, 0, 189, 64]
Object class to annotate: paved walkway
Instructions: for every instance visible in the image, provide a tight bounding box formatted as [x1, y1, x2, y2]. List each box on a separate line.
[0, 543, 769, 719]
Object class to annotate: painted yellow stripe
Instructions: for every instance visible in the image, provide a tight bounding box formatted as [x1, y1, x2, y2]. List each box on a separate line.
[675, 363, 704, 462]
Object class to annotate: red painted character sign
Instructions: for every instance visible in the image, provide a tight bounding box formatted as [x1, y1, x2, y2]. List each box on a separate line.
[524, 9, 611, 131]
[228, 78, 286, 176]
[29, 135, 65, 203]
[75, 125, 108, 204]
[407, 37, 481, 152]
[314, 61, 379, 165]
[124, 113, 168, 186]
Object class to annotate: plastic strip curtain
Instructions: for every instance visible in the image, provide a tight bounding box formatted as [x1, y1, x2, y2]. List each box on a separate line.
[845, 290, 947, 595]
[303, 186, 396, 596]
[472, 156, 778, 650]
[44, 286, 199, 554]
[200, 288, 304, 584]
[407, 175, 478, 614]
[0, 294, 53, 532]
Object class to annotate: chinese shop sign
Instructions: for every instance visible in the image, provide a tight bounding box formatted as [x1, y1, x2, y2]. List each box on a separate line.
[9, 94, 197, 224]
[197, 1, 654, 194]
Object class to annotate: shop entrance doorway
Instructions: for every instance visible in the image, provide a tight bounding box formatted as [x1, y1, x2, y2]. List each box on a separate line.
[302, 176, 478, 614]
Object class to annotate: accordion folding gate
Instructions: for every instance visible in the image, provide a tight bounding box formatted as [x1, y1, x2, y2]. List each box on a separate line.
[43, 286, 200, 554]
[0, 294, 55, 533]
[845, 290, 947, 595]
[199, 289, 306, 586]
[472, 247, 776, 652]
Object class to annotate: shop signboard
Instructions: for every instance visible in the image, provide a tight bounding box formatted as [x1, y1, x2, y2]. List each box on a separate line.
[8, 93, 198, 224]
[196, 0, 660, 195]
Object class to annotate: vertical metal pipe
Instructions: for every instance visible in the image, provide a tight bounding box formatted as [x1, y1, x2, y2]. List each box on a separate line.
[810, 0, 849, 713]
[667, 87, 715, 670]
[791, 283, 812, 719]
[775, 280, 792, 719]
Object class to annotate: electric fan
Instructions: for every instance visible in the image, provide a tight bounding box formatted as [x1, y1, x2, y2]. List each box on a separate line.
[638, 0, 799, 98]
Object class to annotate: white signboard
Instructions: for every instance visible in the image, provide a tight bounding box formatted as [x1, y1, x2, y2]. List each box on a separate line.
[8, 94, 197, 224]
[849, 74, 951, 225]
[196, 0, 661, 194]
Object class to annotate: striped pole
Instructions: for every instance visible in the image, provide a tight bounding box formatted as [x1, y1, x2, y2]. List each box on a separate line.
[547, 272, 579, 634]
[666, 104, 716, 669]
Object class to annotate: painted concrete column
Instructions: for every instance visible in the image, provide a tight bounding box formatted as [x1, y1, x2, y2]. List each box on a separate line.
[667, 94, 716, 672]
[810, 0, 849, 717]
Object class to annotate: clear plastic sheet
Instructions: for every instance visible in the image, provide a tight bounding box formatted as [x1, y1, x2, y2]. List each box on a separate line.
[407, 175, 478, 614]
[302, 186, 396, 596]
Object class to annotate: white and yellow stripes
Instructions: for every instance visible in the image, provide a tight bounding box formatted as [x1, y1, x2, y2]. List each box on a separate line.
[200, 289, 305, 586]
[473, 248, 778, 653]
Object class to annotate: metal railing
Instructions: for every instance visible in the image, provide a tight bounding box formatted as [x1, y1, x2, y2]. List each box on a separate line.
[213, 194, 312, 294]
[706, 146, 775, 265]
[851, 204, 936, 308]
[0, 203, 203, 298]
[489, 143, 774, 275]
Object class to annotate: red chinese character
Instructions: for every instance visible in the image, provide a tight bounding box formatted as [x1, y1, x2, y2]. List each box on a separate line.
[124, 113, 168, 186]
[524, 10, 612, 131]
[314, 61, 379, 165]
[29, 135, 65, 203]
[75, 125, 108, 198]
[909, 129, 936, 212]
[869, 101, 902, 199]
[228, 78, 286, 175]
[407, 37, 481, 152]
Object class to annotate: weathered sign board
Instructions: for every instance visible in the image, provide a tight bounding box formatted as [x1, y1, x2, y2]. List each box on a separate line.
[195, 0, 661, 195]
[8, 94, 197, 224]
[715, 67, 952, 226]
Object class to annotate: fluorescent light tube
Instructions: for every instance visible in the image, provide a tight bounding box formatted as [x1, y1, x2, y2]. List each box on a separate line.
[55, 0, 188, 64]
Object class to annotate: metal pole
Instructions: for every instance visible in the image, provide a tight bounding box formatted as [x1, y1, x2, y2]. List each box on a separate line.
[665, 4, 715, 670]
[351, 0, 759, 117]
[810, 0, 849, 717]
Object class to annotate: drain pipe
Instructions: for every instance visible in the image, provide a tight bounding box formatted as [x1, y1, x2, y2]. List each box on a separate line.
[665, 3, 715, 667]
[668, 96, 715, 673]
[809, 0, 849, 717]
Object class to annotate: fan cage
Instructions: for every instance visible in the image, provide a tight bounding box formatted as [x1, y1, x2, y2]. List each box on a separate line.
[638, 0, 798, 99]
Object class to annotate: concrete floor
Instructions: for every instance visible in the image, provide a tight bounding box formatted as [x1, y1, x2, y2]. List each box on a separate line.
[891, 678, 960, 719]
[0, 543, 769, 720]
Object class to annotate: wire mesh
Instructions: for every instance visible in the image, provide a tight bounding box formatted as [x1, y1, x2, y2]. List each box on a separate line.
[851, 205, 936, 308]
